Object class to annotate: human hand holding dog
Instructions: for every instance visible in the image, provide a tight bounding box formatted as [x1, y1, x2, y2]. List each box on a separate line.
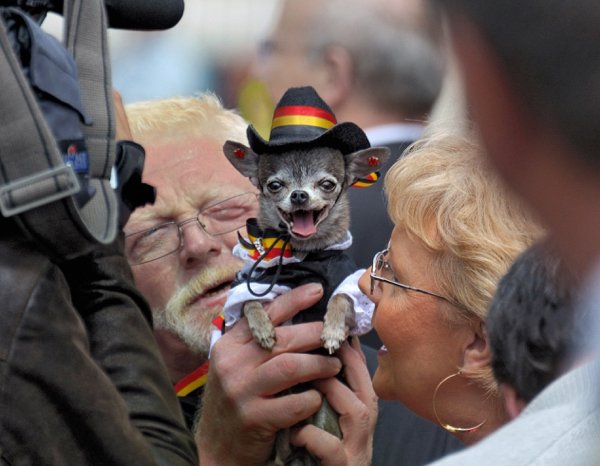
[290, 337, 378, 466]
[196, 283, 344, 466]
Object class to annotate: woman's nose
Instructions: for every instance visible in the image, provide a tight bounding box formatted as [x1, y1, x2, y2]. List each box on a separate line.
[359, 267, 380, 303]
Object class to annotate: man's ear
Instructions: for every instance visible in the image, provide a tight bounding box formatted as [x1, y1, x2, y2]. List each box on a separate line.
[500, 384, 527, 420]
[462, 320, 492, 374]
[345, 147, 391, 181]
[316, 45, 354, 109]
[223, 141, 260, 186]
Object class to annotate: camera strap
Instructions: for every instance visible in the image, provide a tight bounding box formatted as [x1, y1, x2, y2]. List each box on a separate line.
[0, 0, 118, 259]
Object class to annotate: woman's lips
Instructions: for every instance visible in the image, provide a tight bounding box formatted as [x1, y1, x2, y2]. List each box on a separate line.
[378, 345, 388, 357]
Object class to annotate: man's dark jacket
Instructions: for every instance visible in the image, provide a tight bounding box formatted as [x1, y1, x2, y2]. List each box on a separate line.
[0, 221, 197, 465]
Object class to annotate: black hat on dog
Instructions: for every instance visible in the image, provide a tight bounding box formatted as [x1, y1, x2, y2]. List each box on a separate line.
[247, 86, 370, 155]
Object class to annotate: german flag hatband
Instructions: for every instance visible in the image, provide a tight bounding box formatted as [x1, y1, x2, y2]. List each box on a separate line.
[271, 105, 337, 131]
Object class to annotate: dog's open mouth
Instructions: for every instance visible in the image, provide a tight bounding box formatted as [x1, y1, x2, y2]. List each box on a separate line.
[279, 208, 326, 238]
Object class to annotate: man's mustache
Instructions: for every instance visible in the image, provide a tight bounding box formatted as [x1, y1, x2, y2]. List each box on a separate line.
[166, 262, 241, 320]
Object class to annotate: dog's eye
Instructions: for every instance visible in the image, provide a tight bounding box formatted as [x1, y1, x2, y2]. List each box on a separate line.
[320, 180, 336, 192]
[267, 180, 283, 192]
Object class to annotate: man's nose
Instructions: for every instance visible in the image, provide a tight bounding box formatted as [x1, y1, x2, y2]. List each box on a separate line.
[178, 220, 222, 267]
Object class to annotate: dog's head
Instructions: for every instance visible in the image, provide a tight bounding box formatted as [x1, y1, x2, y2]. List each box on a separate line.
[224, 141, 389, 251]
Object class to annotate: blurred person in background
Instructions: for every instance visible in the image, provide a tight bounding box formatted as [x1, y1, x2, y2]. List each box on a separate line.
[425, 1, 600, 461]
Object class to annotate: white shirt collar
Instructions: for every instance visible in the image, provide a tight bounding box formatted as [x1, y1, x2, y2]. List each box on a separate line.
[365, 123, 425, 147]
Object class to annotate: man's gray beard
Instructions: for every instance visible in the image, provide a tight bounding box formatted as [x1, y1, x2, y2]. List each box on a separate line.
[152, 266, 237, 361]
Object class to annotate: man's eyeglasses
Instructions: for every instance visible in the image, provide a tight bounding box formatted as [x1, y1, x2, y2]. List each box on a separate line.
[125, 192, 259, 265]
[370, 248, 459, 307]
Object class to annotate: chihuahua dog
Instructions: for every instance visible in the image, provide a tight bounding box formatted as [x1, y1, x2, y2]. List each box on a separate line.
[221, 86, 389, 466]
[223, 142, 389, 353]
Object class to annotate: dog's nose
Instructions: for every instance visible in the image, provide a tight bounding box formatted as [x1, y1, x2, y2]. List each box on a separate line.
[290, 190, 309, 206]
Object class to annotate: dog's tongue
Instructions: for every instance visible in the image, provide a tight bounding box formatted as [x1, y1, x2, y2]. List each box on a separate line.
[291, 211, 316, 237]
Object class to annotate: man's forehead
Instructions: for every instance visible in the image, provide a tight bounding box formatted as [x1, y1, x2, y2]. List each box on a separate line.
[142, 137, 223, 175]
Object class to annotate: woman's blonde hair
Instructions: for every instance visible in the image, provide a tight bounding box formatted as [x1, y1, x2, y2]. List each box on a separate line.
[385, 133, 543, 391]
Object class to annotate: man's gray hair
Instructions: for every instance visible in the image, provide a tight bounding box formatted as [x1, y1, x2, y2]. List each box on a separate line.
[308, 0, 444, 118]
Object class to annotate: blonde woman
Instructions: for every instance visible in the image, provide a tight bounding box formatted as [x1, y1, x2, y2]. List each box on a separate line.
[359, 134, 542, 446]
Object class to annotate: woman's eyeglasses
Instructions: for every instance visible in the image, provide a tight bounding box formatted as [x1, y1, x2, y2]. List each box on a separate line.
[370, 248, 459, 307]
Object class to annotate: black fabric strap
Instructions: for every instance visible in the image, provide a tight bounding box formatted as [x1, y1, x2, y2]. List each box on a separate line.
[0, 0, 118, 260]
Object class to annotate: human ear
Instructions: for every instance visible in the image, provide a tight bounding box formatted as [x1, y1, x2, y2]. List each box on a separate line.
[316, 45, 353, 109]
[500, 383, 527, 420]
[462, 319, 491, 372]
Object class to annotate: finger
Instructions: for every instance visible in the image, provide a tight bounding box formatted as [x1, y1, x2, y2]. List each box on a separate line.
[216, 320, 328, 369]
[245, 389, 324, 431]
[336, 342, 375, 403]
[350, 336, 367, 365]
[271, 321, 324, 354]
[290, 425, 347, 466]
[311, 378, 368, 424]
[253, 352, 342, 395]
[265, 283, 324, 325]
[311, 344, 377, 422]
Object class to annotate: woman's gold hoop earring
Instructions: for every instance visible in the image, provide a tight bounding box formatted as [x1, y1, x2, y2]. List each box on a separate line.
[432, 370, 486, 434]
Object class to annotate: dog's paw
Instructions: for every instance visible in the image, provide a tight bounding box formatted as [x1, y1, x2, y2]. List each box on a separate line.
[322, 293, 353, 354]
[252, 325, 277, 351]
[244, 301, 277, 351]
[321, 325, 346, 355]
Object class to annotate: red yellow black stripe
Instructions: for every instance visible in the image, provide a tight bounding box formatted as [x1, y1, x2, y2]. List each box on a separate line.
[352, 171, 379, 188]
[272, 105, 337, 130]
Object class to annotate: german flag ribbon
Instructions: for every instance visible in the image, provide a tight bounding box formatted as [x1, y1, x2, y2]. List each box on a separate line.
[352, 171, 380, 188]
[174, 315, 224, 397]
[174, 362, 209, 397]
[238, 218, 293, 261]
[211, 313, 224, 332]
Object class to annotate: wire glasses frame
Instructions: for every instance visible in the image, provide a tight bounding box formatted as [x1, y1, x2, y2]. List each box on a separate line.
[370, 248, 459, 307]
[125, 192, 258, 266]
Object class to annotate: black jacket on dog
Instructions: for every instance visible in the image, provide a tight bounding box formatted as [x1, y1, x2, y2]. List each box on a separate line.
[232, 218, 358, 325]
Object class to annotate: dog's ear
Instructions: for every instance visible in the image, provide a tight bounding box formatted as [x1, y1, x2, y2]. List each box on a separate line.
[345, 147, 391, 181]
[223, 140, 260, 186]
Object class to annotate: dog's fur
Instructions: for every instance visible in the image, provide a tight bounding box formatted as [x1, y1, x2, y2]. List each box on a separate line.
[224, 141, 389, 465]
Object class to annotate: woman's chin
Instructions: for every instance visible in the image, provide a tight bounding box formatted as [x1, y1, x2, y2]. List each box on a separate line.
[372, 367, 396, 400]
